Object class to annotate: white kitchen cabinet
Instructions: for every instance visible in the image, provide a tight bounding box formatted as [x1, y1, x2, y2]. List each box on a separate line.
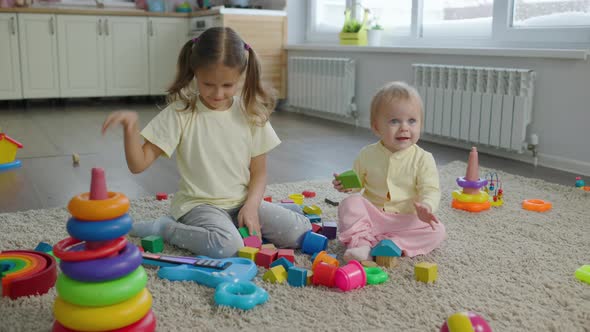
[104, 16, 149, 96]
[57, 15, 106, 98]
[0, 13, 22, 100]
[148, 17, 188, 95]
[18, 13, 60, 98]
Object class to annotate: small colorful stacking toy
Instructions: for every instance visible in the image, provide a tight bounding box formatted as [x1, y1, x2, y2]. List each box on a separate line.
[440, 311, 492, 332]
[52, 168, 156, 332]
[0, 132, 23, 171]
[452, 147, 491, 213]
[0, 250, 57, 299]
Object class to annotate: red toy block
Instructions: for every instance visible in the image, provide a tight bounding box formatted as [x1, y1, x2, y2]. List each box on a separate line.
[264, 196, 272, 202]
[311, 223, 322, 234]
[277, 249, 295, 263]
[255, 248, 278, 268]
[156, 192, 168, 200]
[302, 190, 316, 198]
[243, 236, 262, 249]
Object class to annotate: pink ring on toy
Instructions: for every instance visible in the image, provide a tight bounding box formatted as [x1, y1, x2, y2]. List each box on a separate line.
[456, 177, 488, 189]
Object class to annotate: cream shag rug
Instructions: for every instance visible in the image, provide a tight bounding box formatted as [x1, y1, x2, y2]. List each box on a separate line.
[1, 161, 589, 332]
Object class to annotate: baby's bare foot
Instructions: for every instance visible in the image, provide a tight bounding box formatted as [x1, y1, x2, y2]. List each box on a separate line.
[343, 246, 371, 262]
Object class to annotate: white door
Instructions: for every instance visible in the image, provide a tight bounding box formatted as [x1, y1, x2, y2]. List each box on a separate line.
[18, 14, 60, 98]
[57, 15, 106, 98]
[104, 16, 149, 96]
[148, 17, 188, 95]
[0, 14, 22, 100]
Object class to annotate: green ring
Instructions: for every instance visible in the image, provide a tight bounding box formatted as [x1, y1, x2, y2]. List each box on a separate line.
[364, 267, 388, 285]
[56, 266, 147, 307]
[0, 258, 27, 276]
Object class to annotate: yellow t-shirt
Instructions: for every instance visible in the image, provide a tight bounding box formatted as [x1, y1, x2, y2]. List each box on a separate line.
[141, 96, 281, 219]
[353, 142, 440, 214]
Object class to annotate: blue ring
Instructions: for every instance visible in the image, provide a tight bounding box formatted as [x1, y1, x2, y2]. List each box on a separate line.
[60, 243, 142, 282]
[66, 214, 132, 242]
[214, 281, 268, 310]
[0, 160, 21, 171]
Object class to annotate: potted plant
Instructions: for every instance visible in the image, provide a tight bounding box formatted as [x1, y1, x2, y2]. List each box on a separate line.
[339, 7, 370, 46]
[367, 21, 384, 47]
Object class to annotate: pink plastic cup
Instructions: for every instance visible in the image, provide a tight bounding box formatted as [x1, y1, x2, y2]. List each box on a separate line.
[334, 260, 367, 292]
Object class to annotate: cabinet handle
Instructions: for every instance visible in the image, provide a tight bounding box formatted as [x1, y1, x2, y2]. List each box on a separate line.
[49, 16, 55, 35]
[104, 19, 109, 36]
[98, 19, 102, 36]
[10, 17, 16, 35]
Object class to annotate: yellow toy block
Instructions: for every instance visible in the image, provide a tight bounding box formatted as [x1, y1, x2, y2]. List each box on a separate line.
[288, 193, 304, 205]
[306, 269, 314, 285]
[261, 243, 276, 250]
[415, 262, 437, 283]
[263, 265, 287, 284]
[238, 247, 259, 261]
[303, 205, 322, 215]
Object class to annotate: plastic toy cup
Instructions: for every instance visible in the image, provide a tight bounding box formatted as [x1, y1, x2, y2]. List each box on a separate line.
[334, 260, 366, 292]
[311, 251, 339, 270]
[301, 231, 328, 255]
[312, 262, 337, 288]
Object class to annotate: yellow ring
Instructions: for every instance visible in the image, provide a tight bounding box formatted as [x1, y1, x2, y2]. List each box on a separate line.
[54, 288, 152, 331]
[288, 194, 304, 205]
[522, 199, 552, 212]
[452, 190, 489, 203]
[67, 192, 130, 221]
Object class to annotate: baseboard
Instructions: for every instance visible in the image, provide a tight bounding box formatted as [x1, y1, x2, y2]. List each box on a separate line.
[284, 106, 360, 127]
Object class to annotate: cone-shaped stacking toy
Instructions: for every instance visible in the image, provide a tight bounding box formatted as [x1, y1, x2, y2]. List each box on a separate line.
[52, 168, 156, 332]
[451, 147, 491, 212]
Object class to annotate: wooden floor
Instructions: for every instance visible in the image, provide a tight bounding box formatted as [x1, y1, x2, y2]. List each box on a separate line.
[0, 99, 578, 213]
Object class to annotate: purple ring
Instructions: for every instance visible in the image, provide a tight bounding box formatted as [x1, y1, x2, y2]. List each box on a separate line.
[60, 243, 141, 282]
[456, 177, 488, 189]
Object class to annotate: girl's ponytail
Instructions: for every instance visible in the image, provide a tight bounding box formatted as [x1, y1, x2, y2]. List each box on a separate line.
[242, 46, 276, 126]
[167, 39, 198, 111]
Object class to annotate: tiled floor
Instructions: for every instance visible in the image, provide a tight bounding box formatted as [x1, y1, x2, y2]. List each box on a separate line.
[0, 99, 578, 213]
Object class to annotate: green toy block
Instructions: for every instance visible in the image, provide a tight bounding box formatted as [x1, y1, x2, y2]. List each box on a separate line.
[575, 265, 590, 285]
[238, 227, 250, 239]
[141, 235, 164, 253]
[337, 170, 362, 189]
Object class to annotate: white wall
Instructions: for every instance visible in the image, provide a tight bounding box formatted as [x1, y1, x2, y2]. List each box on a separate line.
[286, 1, 590, 176]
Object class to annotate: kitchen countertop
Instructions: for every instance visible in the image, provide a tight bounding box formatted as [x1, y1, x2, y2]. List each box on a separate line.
[0, 6, 285, 17]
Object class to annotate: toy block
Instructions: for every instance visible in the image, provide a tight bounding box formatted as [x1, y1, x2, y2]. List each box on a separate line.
[280, 199, 294, 204]
[34, 242, 53, 253]
[303, 205, 322, 215]
[336, 170, 362, 189]
[238, 227, 250, 239]
[72, 153, 80, 165]
[415, 262, 437, 283]
[311, 223, 323, 234]
[306, 269, 314, 285]
[287, 267, 308, 287]
[376, 256, 398, 268]
[370, 239, 401, 257]
[302, 190, 316, 198]
[324, 197, 339, 206]
[575, 265, 590, 285]
[263, 265, 287, 284]
[270, 257, 294, 271]
[361, 260, 378, 268]
[261, 243, 276, 250]
[141, 235, 164, 253]
[321, 220, 338, 240]
[288, 193, 304, 205]
[156, 192, 168, 200]
[277, 249, 295, 263]
[243, 236, 262, 249]
[238, 247, 259, 261]
[255, 248, 278, 268]
[264, 196, 272, 202]
[305, 214, 321, 224]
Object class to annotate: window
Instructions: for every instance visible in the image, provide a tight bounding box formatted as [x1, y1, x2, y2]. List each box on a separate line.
[359, 0, 412, 36]
[512, 0, 590, 27]
[308, 0, 347, 38]
[422, 0, 494, 37]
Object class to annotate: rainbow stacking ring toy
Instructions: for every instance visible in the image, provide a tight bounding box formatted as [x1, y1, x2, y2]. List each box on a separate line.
[0, 250, 57, 299]
[451, 147, 491, 213]
[52, 168, 156, 331]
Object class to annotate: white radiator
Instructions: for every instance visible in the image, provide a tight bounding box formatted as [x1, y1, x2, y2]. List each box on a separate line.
[413, 64, 536, 153]
[288, 56, 357, 119]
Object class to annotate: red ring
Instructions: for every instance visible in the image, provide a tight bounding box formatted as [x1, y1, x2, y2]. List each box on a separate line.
[53, 237, 127, 262]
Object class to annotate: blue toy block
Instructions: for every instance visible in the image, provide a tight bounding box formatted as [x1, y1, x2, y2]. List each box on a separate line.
[34, 242, 53, 253]
[287, 267, 308, 287]
[370, 239, 401, 257]
[305, 214, 321, 223]
[301, 231, 328, 255]
[270, 257, 294, 271]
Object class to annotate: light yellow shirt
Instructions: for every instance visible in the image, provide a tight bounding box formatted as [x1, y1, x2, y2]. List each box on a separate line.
[141, 97, 281, 219]
[353, 142, 440, 214]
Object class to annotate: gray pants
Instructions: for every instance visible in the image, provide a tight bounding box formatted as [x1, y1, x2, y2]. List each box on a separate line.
[162, 201, 312, 258]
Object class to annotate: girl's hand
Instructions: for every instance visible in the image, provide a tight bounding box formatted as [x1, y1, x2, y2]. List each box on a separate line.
[238, 202, 261, 239]
[414, 202, 440, 230]
[101, 111, 139, 135]
[332, 173, 353, 193]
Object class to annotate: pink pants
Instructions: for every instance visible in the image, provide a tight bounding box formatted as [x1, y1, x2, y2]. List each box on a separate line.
[337, 195, 446, 257]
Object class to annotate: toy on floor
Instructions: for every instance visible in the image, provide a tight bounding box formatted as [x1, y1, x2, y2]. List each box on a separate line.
[0, 250, 57, 299]
[214, 280, 268, 310]
[574, 176, 590, 191]
[0, 133, 23, 171]
[440, 311, 492, 332]
[452, 147, 491, 212]
[371, 239, 401, 268]
[522, 198, 552, 212]
[575, 265, 590, 285]
[52, 167, 156, 332]
[483, 172, 504, 207]
[415, 262, 437, 283]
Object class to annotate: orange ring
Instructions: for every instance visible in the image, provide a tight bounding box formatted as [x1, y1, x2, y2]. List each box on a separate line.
[522, 199, 552, 212]
[451, 199, 491, 212]
[67, 192, 130, 221]
[583, 186, 590, 192]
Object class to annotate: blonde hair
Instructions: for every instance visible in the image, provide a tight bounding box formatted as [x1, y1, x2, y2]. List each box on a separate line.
[370, 81, 424, 126]
[167, 27, 275, 126]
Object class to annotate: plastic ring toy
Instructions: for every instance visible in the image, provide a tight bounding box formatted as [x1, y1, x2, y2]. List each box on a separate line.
[364, 266, 388, 285]
[56, 266, 147, 307]
[451, 199, 491, 212]
[66, 214, 133, 242]
[1, 250, 57, 299]
[60, 243, 141, 282]
[451, 190, 489, 203]
[456, 177, 488, 189]
[67, 192, 130, 221]
[522, 199, 552, 212]
[214, 281, 269, 310]
[0, 258, 27, 275]
[53, 237, 127, 262]
[0, 253, 46, 283]
[54, 288, 152, 332]
[52, 310, 157, 332]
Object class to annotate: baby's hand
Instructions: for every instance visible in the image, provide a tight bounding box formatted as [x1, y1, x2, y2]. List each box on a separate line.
[332, 173, 353, 193]
[414, 202, 440, 230]
[101, 111, 139, 135]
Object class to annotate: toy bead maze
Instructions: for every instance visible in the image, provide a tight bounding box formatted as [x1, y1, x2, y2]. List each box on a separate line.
[51, 168, 156, 332]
